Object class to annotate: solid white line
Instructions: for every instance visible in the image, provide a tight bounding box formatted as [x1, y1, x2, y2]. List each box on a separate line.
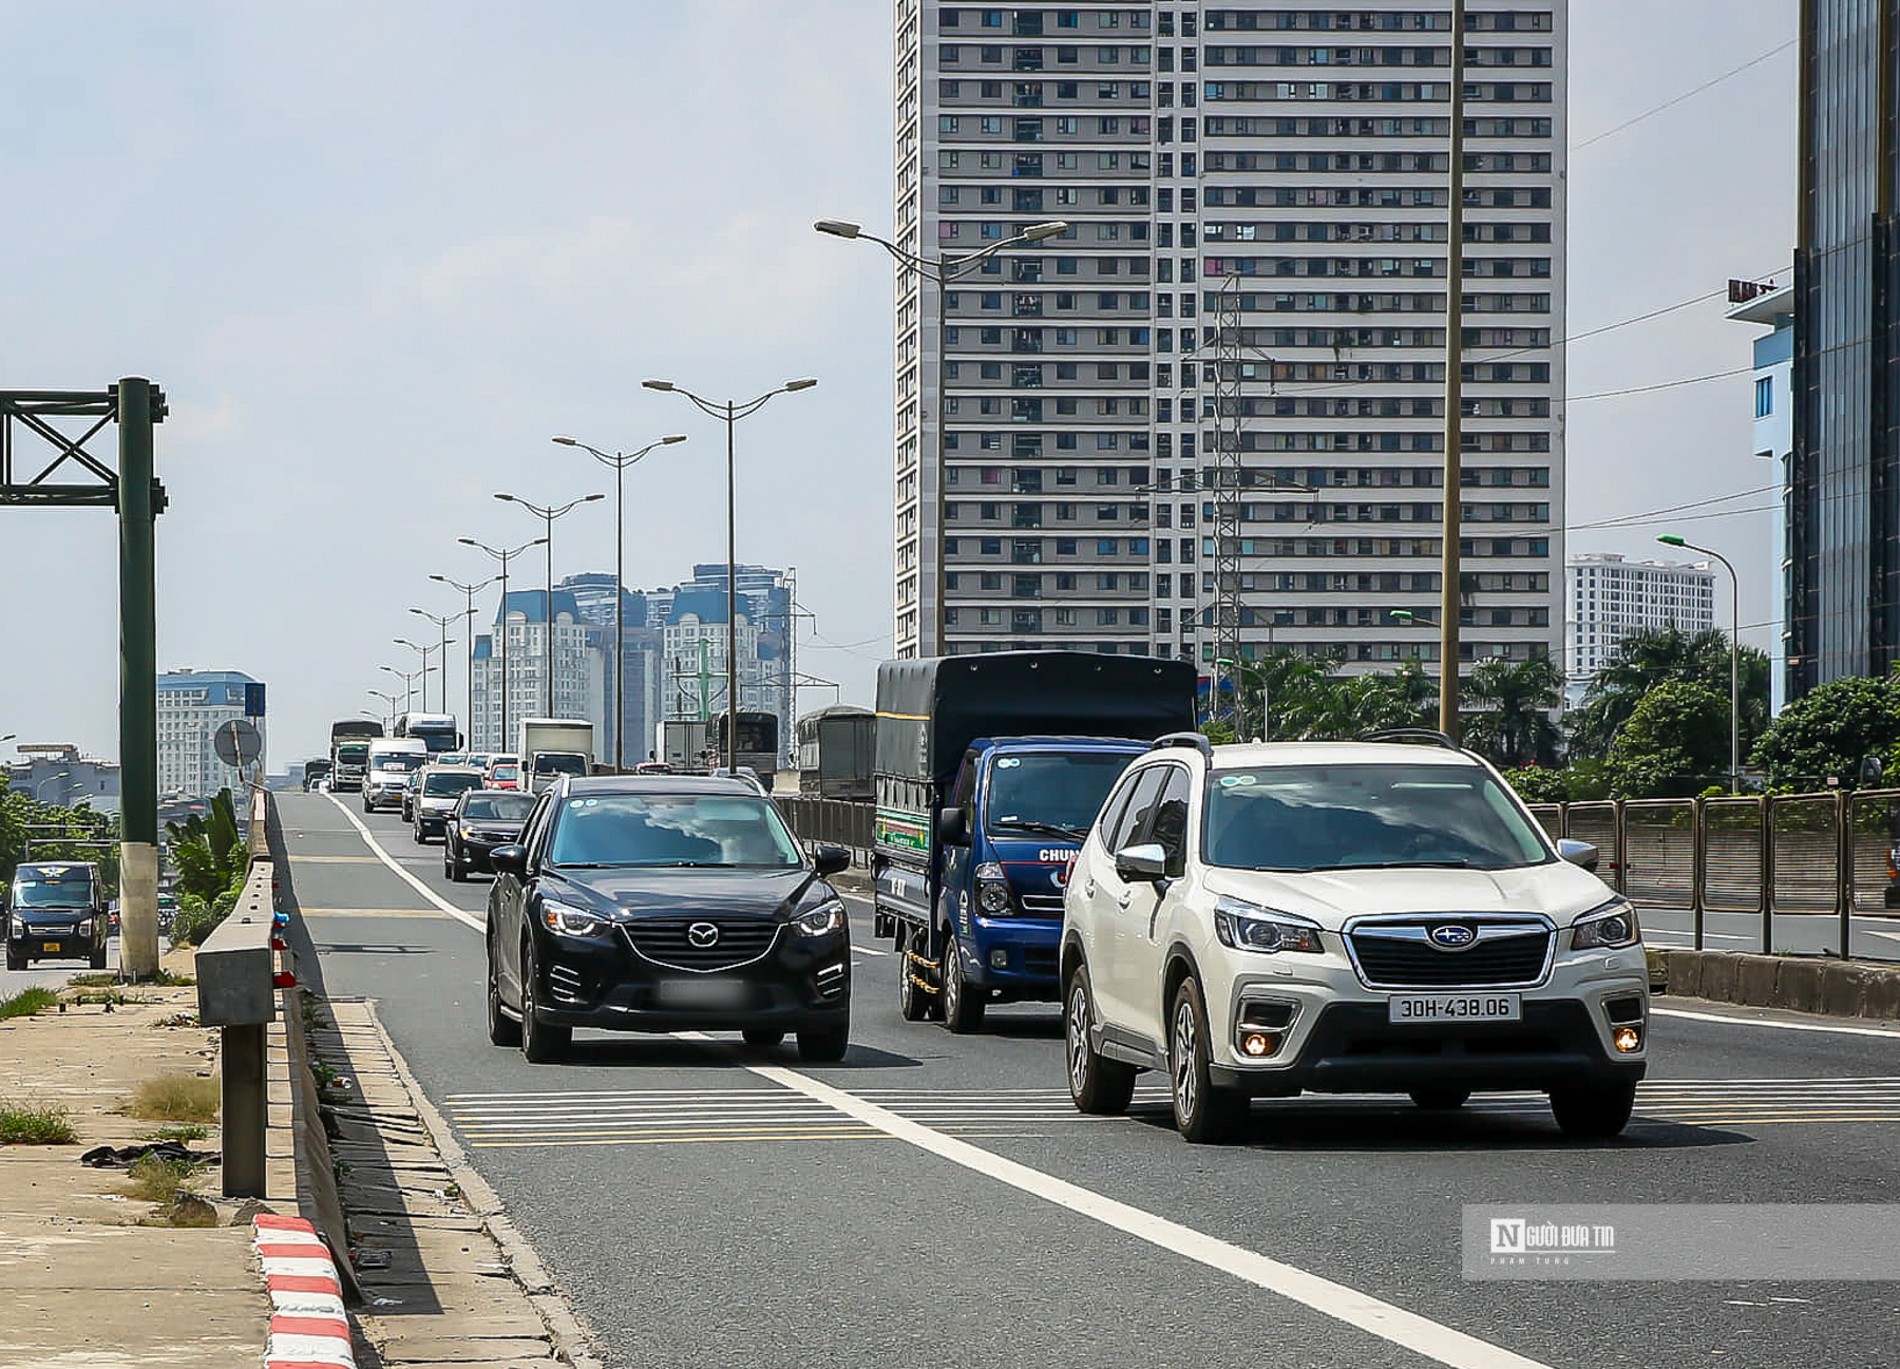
[322, 795, 484, 933]
[1653, 1006, 1900, 1040]
[744, 1062, 1552, 1369]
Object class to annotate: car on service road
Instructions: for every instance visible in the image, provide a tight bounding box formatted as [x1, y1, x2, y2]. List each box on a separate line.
[1061, 732, 1649, 1143]
[444, 788, 536, 880]
[484, 775, 854, 1064]
[411, 765, 487, 844]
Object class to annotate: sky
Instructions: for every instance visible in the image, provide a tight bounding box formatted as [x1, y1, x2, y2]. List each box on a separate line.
[0, 0, 1798, 768]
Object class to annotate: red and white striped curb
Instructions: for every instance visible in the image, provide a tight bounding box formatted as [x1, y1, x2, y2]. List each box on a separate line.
[253, 1213, 354, 1368]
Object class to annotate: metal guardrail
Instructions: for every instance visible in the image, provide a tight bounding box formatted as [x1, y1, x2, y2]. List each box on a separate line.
[777, 797, 874, 860]
[192, 789, 283, 1199]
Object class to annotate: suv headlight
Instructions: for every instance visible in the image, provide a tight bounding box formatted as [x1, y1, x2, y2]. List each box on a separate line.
[541, 901, 612, 938]
[974, 862, 1012, 915]
[75, 919, 92, 936]
[791, 901, 847, 938]
[10, 917, 25, 937]
[1571, 898, 1640, 950]
[1213, 896, 1324, 955]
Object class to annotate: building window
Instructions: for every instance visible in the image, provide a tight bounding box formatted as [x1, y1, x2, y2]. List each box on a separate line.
[1755, 376, 1773, 419]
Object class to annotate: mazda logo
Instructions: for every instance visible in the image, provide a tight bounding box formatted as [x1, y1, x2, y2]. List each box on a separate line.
[1428, 924, 1477, 950]
[686, 921, 721, 948]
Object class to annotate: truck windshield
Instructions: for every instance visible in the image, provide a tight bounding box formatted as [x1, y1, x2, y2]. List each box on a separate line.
[13, 879, 93, 908]
[337, 745, 369, 763]
[1202, 764, 1552, 873]
[534, 753, 588, 777]
[985, 752, 1135, 839]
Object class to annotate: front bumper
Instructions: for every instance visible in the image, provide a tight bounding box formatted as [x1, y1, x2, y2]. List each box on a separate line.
[416, 807, 454, 834]
[10, 931, 94, 961]
[528, 923, 852, 1034]
[955, 913, 1063, 998]
[364, 786, 406, 810]
[1202, 939, 1650, 1096]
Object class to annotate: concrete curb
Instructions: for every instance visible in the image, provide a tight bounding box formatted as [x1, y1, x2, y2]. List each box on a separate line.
[1657, 948, 1900, 1021]
[254, 1213, 355, 1368]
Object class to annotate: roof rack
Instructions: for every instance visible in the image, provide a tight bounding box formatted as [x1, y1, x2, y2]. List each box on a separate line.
[1358, 728, 1461, 750]
[1149, 731, 1214, 757]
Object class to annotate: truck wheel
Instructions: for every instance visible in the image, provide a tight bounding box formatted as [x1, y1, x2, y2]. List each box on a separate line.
[1169, 977, 1248, 1144]
[1549, 1080, 1637, 1139]
[1410, 1088, 1471, 1111]
[1065, 964, 1136, 1115]
[940, 930, 985, 1034]
[897, 925, 935, 1022]
[6, 941, 27, 971]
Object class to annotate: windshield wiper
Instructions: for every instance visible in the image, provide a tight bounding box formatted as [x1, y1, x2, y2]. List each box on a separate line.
[989, 819, 1088, 841]
[1309, 858, 1473, 871]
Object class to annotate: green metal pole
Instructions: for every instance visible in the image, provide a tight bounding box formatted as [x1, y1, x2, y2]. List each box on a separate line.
[118, 377, 160, 979]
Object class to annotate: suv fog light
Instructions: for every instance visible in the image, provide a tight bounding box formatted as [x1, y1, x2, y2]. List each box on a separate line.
[989, 948, 1009, 970]
[1240, 1030, 1281, 1058]
[1612, 1024, 1643, 1054]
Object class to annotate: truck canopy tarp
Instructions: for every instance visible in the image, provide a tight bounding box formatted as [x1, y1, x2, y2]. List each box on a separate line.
[874, 651, 1196, 784]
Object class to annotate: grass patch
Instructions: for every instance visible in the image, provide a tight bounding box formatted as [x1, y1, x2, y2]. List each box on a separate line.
[138, 1123, 210, 1143]
[125, 1074, 220, 1124]
[0, 1100, 79, 1145]
[0, 987, 59, 1021]
[121, 1154, 206, 1205]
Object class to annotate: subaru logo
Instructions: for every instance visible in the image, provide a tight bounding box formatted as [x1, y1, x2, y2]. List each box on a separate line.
[1428, 924, 1477, 950]
[687, 921, 721, 948]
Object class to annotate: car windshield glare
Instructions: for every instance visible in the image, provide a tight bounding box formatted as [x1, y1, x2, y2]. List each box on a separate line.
[14, 881, 92, 908]
[549, 793, 803, 869]
[1203, 763, 1551, 873]
[986, 752, 1133, 836]
[535, 753, 589, 777]
[462, 794, 535, 820]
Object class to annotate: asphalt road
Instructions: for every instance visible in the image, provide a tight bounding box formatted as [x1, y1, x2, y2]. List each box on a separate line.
[0, 935, 117, 999]
[278, 791, 1900, 1369]
[1643, 905, 1900, 960]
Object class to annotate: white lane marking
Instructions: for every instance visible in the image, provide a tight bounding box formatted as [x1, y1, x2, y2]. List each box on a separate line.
[322, 795, 484, 933]
[1653, 1007, 1900, 1039]
[744, 1060, 1552, 1369]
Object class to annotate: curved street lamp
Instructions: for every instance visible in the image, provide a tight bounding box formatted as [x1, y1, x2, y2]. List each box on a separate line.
[430, 574, 496, 739]
[459, 536, 547, 751]
[641, 378, 817, 770]
[817, 216, 1068, 654]
[1659, 533, 1741, 792]
[494, 493, 606, 717]
[553, 433, 688, 769]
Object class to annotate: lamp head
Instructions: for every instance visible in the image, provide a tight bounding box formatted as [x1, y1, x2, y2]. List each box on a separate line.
[551, 435, 577, 446]
[429, 573, 447, 583]
[457, 537, 478, 548]
[1656, 534, 1687, 548]
[1024, 220, 1070, 241]
[583, 493, 606, 503]
[662, 433, 688, 444]
[642, 379, 675, 392]
[494, 492, 517, 504]
[814, 219, 862, 239]
[785, 378, 819, 392]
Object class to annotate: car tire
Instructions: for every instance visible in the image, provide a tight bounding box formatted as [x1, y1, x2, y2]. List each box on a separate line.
[486, 939, 521, 1047]
[6, 942, 26, 971]
[939, 929, 985, 1034]
[1549, 1080, 1637, 1139]
[796, 1022, 849, 1062]
[445, 848, 459, 881]
[742, 1028, 785, 1048]
[1410, 1088, 1471, 1111]
[89, 941, 108, 971]
[519, 939, 570, 1064]
[1065, 963, 1136, 1116]
[1169, 976, 1248, 1145]
[897, 924, 935, 1022]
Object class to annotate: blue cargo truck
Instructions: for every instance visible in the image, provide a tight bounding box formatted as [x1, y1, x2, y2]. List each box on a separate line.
[871, 651, 1197, 1033]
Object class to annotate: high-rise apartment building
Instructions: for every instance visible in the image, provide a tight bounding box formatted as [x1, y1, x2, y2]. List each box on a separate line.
[156, 669, 265, 801]
[1565, 553, 1716, 686]
[1789, 0, 1899, 694]
[894, 1, 1565, 673]
[1727, 276, 1792, 714]
[468, 591, 608, 753]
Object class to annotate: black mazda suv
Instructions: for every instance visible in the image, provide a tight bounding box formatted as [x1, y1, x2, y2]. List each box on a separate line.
[484, 775, 854, 1063]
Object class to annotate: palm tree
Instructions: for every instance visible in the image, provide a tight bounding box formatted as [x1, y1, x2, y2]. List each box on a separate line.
[1462, 655, 1564, 767]
[1568, 626, 1769, 756]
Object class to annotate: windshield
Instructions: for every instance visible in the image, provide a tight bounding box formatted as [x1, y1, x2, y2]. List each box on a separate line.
[492, 764, 520, 780]
[535, 752, 588, 777]
[13, 876, 94, 908]
[985, 751, 1137, 838]
[337, 744, 369, 763]
[462, 794, 534, 821]
[549, 793, 803, 869]
[1202, 763, 1552, 873]
[423, 772, 483, 797]
[374, 754, 426, 773]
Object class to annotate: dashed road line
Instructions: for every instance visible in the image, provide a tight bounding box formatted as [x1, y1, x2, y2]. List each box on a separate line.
[319, 796, 484, 932]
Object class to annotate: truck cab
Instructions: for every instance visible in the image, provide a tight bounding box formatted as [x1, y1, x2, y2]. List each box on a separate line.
[6, 861, 109, 971]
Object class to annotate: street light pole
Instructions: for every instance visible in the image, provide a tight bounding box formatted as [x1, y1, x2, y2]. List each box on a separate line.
[394, 638, 451, 717]
[407, 609, 458, 715]
[816, 217, 1070, 656]
[428, 574, 495, 736]
[495, 493, 606, 718]
[553, 433, 688, 770]
[642, 378, 817, 771]
[1659, 534, 1741, 792]
[368, 690, 401, 733]
[460, 536, 547, 753]
[379, 664, 429, 713]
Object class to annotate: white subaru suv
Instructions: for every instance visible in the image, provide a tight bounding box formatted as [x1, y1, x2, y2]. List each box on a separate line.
[1060, 731, 1648, 1143]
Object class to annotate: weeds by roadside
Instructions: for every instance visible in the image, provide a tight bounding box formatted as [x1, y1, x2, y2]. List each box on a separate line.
[0, 1100, 79, 1145]
[121, 1153, 205, 1204]
[0, 987, 59, 1021]
[138, 1123, 210, 1143]
[124, 1074, 220, 1124]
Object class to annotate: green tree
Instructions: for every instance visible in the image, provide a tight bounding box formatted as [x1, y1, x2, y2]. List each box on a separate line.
[164, 788, 247, 903]
[1607, 681, 1731, 798]
[1461, 655, 1564, 768]
[1751, 673, 1900, 789]
[1568, 626, 1770, 757]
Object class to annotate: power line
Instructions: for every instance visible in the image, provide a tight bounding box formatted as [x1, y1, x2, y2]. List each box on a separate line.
[1571, 38, 1798, 153]
[1566, 366, 1754, 403]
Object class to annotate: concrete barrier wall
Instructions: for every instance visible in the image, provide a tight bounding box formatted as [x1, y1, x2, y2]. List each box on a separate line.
[1658, 948, 1900, 1023]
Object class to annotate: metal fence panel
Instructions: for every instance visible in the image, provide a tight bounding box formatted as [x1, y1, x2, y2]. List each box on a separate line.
[1565, 802, 1621, 893]
[1770, 796, 1841, 916]
[1847, 791, 1900, 914]
[1622, 800, 1695, 909]
[1701, 798, 1764, 914]
[1525, 804, 1562, 843]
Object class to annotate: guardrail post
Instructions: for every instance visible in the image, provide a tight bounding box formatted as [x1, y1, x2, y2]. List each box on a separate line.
[222, 1020, 268, 1197]
[195, 854, 280, 1200]
[1691, 795, 1706, 951]
[1836, 789, 1852, 959]
[1761, 794, 1776, 955]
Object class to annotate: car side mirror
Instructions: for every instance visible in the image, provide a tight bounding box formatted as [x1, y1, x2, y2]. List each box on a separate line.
[1114, 842, 1168, 883]
[811, 843, 852, 878]
[935, 808, 969, 847]
[489, 844, 529, 877]
[1556, 839, 1599, 874]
